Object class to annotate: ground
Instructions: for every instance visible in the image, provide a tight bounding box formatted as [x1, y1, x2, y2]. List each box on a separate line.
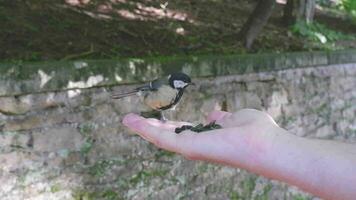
[0, 0, 355, 61]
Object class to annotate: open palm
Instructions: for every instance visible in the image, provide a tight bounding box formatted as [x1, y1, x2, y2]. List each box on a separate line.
[123, 109, 280, 170]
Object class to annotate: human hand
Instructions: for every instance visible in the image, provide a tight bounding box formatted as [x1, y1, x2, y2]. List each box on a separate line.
[123, 109, 356, 200]
[122, 109, 282, 172]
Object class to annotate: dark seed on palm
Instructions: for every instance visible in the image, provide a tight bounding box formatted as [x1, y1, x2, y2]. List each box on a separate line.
[181, 125, 193, 129]
[175, 121, 222, 134]
[175, 125, 193, 134]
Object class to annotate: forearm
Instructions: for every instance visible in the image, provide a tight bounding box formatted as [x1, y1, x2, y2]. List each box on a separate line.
[123, 110, 356, 199]
[260, 127, 356, 200]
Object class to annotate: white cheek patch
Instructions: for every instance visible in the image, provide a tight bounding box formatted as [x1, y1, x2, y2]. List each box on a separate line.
[173, 80, 188, 88]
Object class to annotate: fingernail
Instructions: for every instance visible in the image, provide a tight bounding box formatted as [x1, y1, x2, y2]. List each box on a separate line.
[122, 113, 142, 126]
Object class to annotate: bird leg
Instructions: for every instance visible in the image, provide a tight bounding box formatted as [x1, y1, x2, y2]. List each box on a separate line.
[160, 111, 167, 122]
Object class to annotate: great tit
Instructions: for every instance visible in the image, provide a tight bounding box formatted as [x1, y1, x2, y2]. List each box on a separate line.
[111, 72, 194, 120]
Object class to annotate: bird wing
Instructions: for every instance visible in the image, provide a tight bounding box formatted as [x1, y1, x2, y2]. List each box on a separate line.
[136, 79, 162, 91]
[111, 78, 165, 99]
[111, 89, 138, 99]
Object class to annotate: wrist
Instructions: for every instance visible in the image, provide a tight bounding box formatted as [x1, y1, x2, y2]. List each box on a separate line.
[228, 125, 285, 174]
[259, 127, 323, 190]
[253, 126, 301, 178]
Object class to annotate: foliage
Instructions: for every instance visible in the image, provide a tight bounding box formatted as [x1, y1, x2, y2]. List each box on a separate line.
[342, 0, 356, 13]
[291, 21, 355, 49]
[1, 0, 354, 62]
[316, 0, 341, 8]
[316, 0, 356, 12]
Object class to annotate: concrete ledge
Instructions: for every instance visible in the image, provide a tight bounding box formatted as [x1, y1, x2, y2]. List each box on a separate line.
[0, 49, 356, 96]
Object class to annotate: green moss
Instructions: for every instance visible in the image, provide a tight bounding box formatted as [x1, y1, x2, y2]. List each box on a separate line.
[78, 123, 95, 136]
[292, 194, 311, 200]
[50, 184, 61, 193]
[310, 103, 327, 115]
[129, 169, 169, 186]
[101, 190, 121, 200]
[72, 190, 94, 200]
[230, 191, 240, 200]
[2, 49, 356, 97]
[312, 103, 331, 121]
[197, 164, 209, 173]
[80, 141, 93, 156]
[255, 184, 273, 200]
[88, 159, 126, 177]
[72, 189, 123, 200]
[241, 176, 257, 198]
[154, 149, 176, 159]
[78, 123, 95, 156]
[115, 178, 130, 191]
[88, 160, 113, 177]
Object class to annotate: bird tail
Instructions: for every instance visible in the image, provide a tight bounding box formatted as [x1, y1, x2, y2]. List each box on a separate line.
[111, 90, 138, 99]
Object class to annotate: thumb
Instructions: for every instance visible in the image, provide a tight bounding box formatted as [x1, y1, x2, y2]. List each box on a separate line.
[206, 110, 232, 124]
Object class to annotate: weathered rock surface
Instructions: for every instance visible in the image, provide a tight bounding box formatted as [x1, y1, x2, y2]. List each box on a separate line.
[0, 60, 355, 200]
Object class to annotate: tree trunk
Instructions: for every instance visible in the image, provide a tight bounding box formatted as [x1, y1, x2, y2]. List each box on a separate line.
[301, 0, 316, 23]
[283, 0, 316, 25]
[238, 0, 276, 49]
[283, 0, 295, 26]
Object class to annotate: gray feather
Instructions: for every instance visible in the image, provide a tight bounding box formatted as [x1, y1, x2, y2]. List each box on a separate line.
[111, 78, 167, 99]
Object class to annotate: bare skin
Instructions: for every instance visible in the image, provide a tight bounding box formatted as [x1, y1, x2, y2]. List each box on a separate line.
[122, 109, 356, 200]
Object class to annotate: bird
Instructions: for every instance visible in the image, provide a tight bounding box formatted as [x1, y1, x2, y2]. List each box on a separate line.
[111, 72, 194, 120]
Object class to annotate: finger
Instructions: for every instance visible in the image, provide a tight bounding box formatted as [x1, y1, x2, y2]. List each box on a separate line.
[206, 110, 232, 124]
[122, 113, 171, 144]
[122, 113, 238, 162]
[144, 118, 192, 132]
[122, 113, 195, 153]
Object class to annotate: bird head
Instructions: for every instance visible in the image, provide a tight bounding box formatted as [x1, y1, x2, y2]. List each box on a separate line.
[168, 72, 194, 89]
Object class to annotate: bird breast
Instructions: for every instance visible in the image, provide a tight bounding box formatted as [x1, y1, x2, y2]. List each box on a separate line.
[143, 85, 178, 110]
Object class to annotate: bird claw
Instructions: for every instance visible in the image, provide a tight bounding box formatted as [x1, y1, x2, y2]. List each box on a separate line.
[160, 112, 167, 122]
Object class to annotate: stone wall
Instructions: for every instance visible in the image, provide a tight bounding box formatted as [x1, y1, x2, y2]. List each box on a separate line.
[0, 51, 355, 200]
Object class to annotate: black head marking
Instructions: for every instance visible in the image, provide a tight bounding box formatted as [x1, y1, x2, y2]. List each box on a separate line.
[168, 72, 192, 89]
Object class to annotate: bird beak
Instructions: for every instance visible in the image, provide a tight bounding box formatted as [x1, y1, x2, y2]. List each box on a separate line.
[189, 82, 196, 86]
